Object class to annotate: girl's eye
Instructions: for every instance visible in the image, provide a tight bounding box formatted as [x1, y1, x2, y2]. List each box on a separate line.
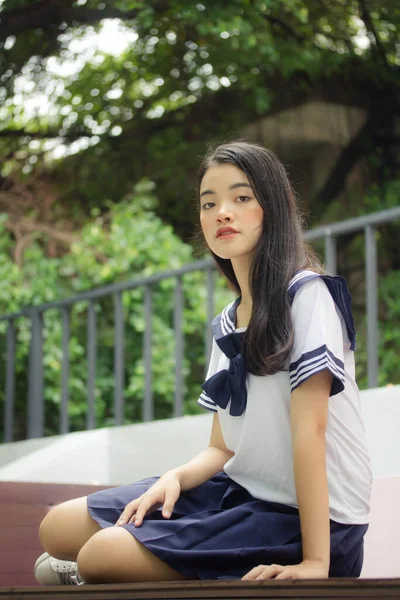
[202, 196, 251, 209]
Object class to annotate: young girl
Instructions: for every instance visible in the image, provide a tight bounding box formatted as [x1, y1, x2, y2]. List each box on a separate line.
[34, 140, 372, 585]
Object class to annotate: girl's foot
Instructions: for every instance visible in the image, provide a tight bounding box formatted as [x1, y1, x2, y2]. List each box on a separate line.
[34, 552, 85, 585]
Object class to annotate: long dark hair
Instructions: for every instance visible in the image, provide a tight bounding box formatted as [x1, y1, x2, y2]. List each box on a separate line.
[194, 140, 324, 376]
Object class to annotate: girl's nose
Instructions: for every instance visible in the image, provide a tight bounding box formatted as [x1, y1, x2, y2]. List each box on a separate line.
[216, 204, 234, 220]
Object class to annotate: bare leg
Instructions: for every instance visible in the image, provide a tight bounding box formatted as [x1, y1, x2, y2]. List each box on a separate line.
[77, 527, 189, 583]
[39, 496, 101, 561]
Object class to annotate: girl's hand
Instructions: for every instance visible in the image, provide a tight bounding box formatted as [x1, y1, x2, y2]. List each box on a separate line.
[241, 559, 329, 580]
[114, 472, 182, 527]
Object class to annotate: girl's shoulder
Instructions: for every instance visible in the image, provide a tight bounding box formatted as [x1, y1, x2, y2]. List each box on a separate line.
[288, 269, 332, 302]
[288, 269, 356, 351]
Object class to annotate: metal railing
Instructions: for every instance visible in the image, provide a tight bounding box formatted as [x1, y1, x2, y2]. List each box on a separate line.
[1, 206, 400, 442]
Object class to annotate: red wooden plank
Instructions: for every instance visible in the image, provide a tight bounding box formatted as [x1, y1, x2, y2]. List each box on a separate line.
[0, 483, 109, 506]
[0, 505, 48, 527]
[2, 579, 400, 599]
[0, 482, 109, 588]
[0, 527, 43, 549]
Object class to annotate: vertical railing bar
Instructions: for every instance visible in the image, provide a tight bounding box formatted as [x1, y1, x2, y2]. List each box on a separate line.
[86, 301, 97, 430]
[143, 286, 153, 422]
[114, 292, 125, 426]
[324, 231, 337, 276]
[7, 208, 396, 441]
[27, 309, 44, 439]
[60, 307, 71, 435]
[205, 267, 215, 379]
[174, 277, 184, 418]
[4, 320, 16, 443]
[365, 225, 379, 388]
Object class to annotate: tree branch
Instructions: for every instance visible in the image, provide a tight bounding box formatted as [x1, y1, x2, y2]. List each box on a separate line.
[0, 103, 182, 145]
[0, 65, 375, 145]
[262, 14, 306, 43]
[0, 0, 169, 44]
[358, 0, 389, 67]
[312, 98, 397, 208]
[14, 232, 35, 267]
[262, 10, 355, 53]
[0, 127, 93, 140]
[4, 215, 109, 264]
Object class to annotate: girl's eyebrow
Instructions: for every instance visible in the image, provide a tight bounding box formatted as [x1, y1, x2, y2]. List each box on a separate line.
[199, 182, 252, 198]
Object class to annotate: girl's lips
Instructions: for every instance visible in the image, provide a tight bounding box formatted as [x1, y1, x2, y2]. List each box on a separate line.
[217, 232, 238, 239]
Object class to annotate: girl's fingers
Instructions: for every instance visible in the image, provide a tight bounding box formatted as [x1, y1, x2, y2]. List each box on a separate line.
[162, 489, 179, 519]
[115, 499, 140, 526]
[115, 480, 180, 526]
[242, 564, 284, 581]
[242, 565, 265, 580]
[256, 565, 284, 580]
[132, 498, 154, 526]
[275, 570, 294, 580]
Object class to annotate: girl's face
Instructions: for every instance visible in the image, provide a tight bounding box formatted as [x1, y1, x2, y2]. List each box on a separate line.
[199, 163, 264, 260]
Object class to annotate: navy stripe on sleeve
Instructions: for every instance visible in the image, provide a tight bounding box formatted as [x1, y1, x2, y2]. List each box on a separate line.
[289, 344, 345, 396]
[197, 391, 218, 412]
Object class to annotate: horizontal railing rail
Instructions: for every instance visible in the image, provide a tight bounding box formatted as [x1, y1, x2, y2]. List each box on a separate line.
[1, 206, 399, 442]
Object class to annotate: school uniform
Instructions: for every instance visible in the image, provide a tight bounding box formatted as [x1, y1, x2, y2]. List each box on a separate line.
[87, 270, 372, 579]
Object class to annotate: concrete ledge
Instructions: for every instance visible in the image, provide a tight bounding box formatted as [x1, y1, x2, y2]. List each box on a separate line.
[0, 414, 213, 485]
[0, 385, 398, 484]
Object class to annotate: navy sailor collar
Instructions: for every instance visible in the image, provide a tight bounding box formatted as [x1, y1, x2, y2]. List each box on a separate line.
[201, 270, 355, 417]
[211, 269, 356, 349]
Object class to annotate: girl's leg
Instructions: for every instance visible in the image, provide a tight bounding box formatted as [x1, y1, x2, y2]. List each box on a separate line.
[77, 527, 189, 583]
[39, 496, 101, 561]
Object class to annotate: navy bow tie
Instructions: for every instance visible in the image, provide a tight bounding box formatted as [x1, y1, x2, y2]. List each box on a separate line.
[201, 331, 247, 417]
[200, 270, 355, 419]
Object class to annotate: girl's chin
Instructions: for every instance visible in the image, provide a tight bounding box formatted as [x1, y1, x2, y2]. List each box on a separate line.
[209, 242, 254, 260]
[213, 251, 246, 260]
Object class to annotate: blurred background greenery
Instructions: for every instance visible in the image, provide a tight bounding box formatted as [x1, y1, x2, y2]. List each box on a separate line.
[0, 0, 398, 440]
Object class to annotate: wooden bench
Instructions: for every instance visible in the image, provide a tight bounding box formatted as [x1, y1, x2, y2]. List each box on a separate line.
[1, 477, 400, 600]
[2, 579, 400, 599]
[0, 481, 109, 588]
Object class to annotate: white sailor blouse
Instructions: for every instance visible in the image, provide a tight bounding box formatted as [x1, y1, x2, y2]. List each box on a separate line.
[197, 270, 372, 524]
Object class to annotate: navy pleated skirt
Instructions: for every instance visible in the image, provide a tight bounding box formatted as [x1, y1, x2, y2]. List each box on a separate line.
[86, 471, 368, 580]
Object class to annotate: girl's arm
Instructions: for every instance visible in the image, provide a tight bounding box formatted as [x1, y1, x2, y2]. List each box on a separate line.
[243, 368, 333, 580]
[172, 411, 234, 492]
[290, 368, 332, 574]
[116, 412, 233, 527]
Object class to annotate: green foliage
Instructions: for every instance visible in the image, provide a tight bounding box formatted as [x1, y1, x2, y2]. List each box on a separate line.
[361, 180, 400, 214]
[0, 182, 235, 441]
[0, 180, 398, 441]
[1, 0, 399, 229]
[0, 0, 399, 440]
[355, 266, 400, 390]
[377, 270, 400, 387]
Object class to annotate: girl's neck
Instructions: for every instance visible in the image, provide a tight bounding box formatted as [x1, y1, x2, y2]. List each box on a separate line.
[236, 301, 252, 329]
[239, 297, 252, 307]
[230, 255, 252, 308]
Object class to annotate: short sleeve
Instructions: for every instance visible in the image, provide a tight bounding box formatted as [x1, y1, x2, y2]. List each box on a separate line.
[289, 278, 346, 396]
[197, 337, 220, 412]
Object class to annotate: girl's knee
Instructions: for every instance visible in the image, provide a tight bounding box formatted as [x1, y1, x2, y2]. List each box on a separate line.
[77, 528, 187, 584]
[77, 528, 129, 583]
[38, 496, 93, 560]
[39, 503, 67, 555]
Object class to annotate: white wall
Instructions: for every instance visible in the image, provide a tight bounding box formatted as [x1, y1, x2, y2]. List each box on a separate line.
[358, 385, 400, 478]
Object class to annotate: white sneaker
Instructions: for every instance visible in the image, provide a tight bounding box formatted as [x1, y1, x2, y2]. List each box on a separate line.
[34, 552, 85, 585]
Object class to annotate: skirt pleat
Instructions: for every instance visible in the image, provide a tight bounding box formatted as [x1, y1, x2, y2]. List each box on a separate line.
[86, 471, 368, 580]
